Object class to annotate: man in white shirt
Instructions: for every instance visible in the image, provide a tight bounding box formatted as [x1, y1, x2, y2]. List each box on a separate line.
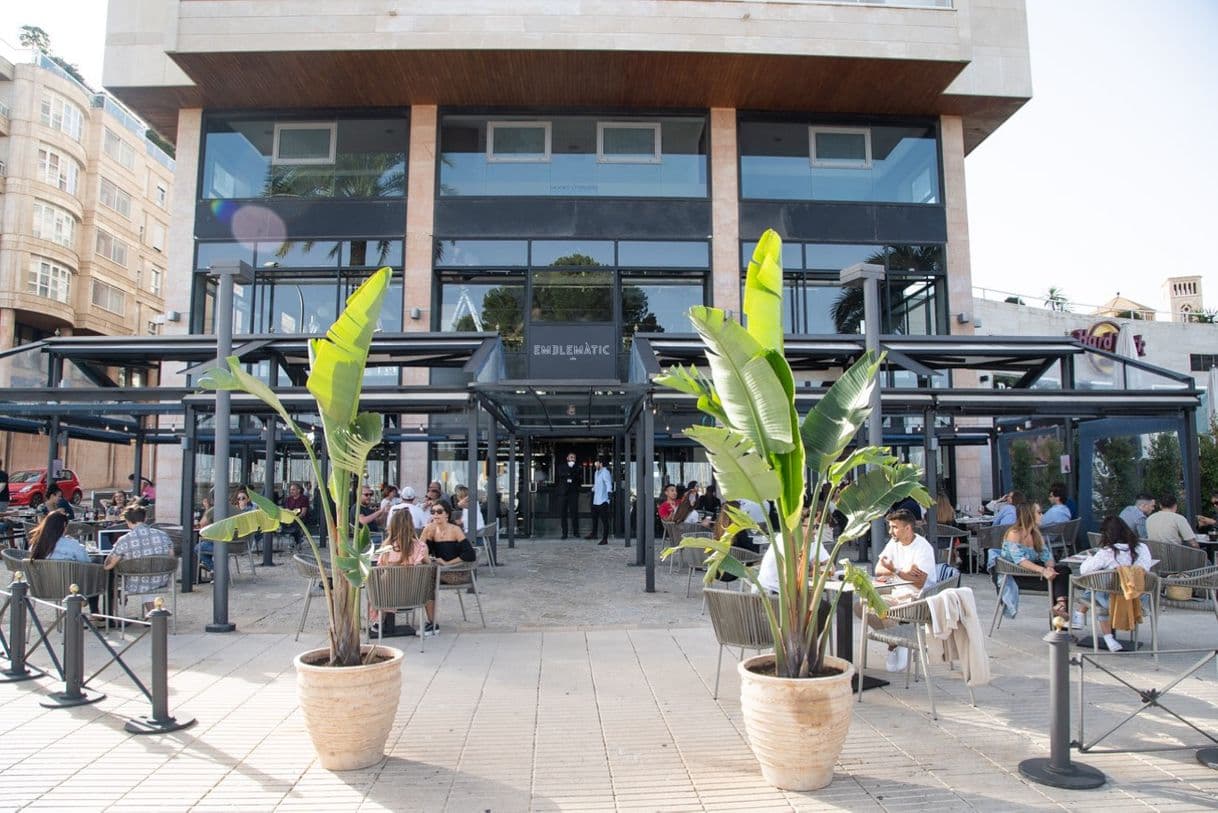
[587, 457, 614, 545]
[1040, 484, 1072, 526]
[870, 508, 937, 672]
[1145, 493, 1201, 548]
[387, 486, 430, 532]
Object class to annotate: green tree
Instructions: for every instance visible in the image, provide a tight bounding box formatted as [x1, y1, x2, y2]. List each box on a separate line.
[1142, 432, 1183, 502]
[1009, 435, 1064, 506]
[1092, 436, 1139, 518]
[145, 128, 176, 158]
[19, 25, 49, 51]
[1044, 287, 1070, 312]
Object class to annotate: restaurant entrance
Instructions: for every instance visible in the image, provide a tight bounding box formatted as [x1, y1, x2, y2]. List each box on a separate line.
[523, 437, 615, 538]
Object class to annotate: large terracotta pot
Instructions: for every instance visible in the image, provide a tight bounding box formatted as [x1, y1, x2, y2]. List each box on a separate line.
[294, 645, 404, 770]
[738, 653, 855, 791]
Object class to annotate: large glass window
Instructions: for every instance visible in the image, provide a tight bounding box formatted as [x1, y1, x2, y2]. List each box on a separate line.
[744, 242, 945, 335]
[201, 115, 408, 199]
[91, 279, 126, 315]
[440, 114, 708, 197]
[29, 256, 72, 303]
[40, 91, 83, 141]
[740, 119, 940, 204]
[37, 146, 80, 195]
[99, 177, 132, 219]
[103, 128, 137, 170]
[31, 200, 77, 249]
[531, 270, 614, 323]
[621, 275, 705, 336]
[437, 273, 526, 348]
[95, 228, 129, 267]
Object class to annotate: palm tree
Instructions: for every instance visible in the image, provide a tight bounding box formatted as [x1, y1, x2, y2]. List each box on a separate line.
[1044, 287, 1069, 312]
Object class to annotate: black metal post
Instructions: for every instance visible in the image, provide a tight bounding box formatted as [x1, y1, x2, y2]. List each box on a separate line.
[623, 427, 633, 549]
[487, 412, 498, 563]
[507, 434, 517, 549]
[125, 601, 196, 734]
[41, 590, 104, 707]
[467, 399, 479, 536]
[633, 417, 645, 566]
[924, 408, 938, 550]
[132, 429, 144, 507]
[180, 406, 197, 593]
[46, 354, 64, 479]
[0, 578, 36, 682]
[1018, 624, 1105, 789]
[262, 414, 278, 567]
[643, 399, 655, 593]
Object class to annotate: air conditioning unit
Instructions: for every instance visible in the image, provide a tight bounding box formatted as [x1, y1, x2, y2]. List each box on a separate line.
[165, 310, 181, 322]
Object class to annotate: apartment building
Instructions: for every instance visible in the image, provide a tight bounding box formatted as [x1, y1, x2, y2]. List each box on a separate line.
[103, 0, 1034, 521]
[0, 48, 175, 488]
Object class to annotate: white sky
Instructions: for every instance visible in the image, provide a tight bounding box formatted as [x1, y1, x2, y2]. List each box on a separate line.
[4, 0, 1216, 317]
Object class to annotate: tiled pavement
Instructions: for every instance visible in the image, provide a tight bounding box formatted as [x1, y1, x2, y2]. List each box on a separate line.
[2, 539, 1216, 812]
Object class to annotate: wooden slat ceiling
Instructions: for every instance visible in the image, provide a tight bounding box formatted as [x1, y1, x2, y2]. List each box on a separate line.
[114, 49, 972, 141]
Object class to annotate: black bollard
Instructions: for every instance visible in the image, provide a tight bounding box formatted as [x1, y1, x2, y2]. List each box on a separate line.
[262, 532, 277, 568]
[126, 598, 196, 734]
[0, 577, 38, 683]
[1018, 619, 1105, 789]
[1198, 748, 1218, 770]
[41, 586, 105, 707]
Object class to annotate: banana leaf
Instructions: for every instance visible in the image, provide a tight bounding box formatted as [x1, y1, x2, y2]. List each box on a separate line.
[800, 350, 883, 472]
[743, 229, 785, 353]
[198, 505, 282, 542]
[683, 425, 780, 509]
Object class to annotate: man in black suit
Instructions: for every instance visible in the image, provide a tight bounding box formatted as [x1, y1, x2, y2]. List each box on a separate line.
[556, 452, 581, 539]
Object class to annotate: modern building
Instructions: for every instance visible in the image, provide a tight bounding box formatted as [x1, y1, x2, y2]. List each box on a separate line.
[101, 0, 1040, 527]
[0, 46, 175, 489]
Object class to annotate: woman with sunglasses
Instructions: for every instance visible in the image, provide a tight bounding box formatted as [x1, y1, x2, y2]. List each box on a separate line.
[368, 509, 433, 635]
[416, 499, 476, 636]
[195, 489, 254, 581]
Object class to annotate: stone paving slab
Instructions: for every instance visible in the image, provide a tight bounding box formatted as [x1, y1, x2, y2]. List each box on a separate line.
[2, 538, 1217, 811]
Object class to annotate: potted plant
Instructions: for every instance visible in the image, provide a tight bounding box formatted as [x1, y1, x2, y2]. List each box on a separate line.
[198, 267, 400, 770]
[657, 230, 928, 790]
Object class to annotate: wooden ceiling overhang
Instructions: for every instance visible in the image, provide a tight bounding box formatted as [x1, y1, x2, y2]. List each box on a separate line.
[112, 48, 976, 142]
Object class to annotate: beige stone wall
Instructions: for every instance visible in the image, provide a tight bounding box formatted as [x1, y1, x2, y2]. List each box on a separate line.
[710, 108, 740, 315]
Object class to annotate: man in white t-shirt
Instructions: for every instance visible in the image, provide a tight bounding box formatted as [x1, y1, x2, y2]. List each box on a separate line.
[869, 508, 937, 672]
[387, 486, 430, 532]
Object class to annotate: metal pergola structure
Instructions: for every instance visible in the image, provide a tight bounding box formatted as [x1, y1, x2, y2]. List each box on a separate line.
[0, 330, 1204, 602]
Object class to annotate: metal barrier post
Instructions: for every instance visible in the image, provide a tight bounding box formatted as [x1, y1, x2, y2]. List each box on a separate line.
[125, 598, 196, 734]
[1, 577, 38, 682]
[40, 586, 105, 708]
[1018, 619, 1105, 789]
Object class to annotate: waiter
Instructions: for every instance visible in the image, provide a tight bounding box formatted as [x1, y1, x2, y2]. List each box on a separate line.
[556, 452, 582, 539]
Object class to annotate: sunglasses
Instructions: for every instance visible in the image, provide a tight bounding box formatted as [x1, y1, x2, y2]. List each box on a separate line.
[431, 509, 446, 515]
[362, 492, 373, 497]
[236, 496, 249, 502]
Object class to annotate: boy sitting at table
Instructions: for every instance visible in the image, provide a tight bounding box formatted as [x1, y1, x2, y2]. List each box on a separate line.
[866, 509, 938, 672]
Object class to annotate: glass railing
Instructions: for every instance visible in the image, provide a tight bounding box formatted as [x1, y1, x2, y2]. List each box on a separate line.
[95, 94, 176, 171]
[0, 101, 9, 118]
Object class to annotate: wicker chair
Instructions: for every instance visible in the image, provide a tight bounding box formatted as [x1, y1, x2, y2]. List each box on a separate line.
[114, 555, 178, 634]
[1086, 531, 1101, 549]
[1041, 519, 1082, 557]
[474, 521, 499, 571]
[1141, 538, 1208, 575]
[859, 577, 977, 720]
[1068, 569, 1160, 655]
[969, 523, 1011, 574]
[678, 531, 714, 598]
[227, 534, 259, 579]
[24, 559, 108, 629]
[988, 557, 1056, 636]
[933, 525, 969, 565]
[436, 560, 484, 628]
[3, 547, 26, 584]
[1160, 566, 1218, 622]
[366, 564, 437, 652]
[661, 520, 680, 574]
[703, 587, 777, 699]
[292, 554, 330, 641]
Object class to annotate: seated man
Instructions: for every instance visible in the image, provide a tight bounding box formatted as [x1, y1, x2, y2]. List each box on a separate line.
[105, 504, 174, 617]
[281, 482, 310, 549]
[866, 508, 937, 672]
[1119, 494, 1154, 539]
[1195, 490, 1218, 529]
[986, 491, 1024, 527]
[1145, 493, 1200, 548]
[1040, 483, 1072, 525]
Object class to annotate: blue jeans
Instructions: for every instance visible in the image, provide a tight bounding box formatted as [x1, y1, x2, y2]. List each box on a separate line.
[196, 541, 214, 571]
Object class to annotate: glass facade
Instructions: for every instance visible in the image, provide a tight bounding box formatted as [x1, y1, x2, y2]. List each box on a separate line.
[201, 115, 408, 199]
[739, 119, 940, 204]
[439, 114, 708, 198]
[741, 241, 945, 335]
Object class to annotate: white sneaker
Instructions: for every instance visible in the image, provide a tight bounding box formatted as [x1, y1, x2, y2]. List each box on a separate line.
[1071, 611, 1086, 628]
[885, 646, 910, 673]
[1104, 635, 1123, 652]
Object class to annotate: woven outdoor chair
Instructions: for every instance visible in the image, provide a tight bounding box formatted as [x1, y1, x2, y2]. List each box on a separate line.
[3, 547, 26, 584]
[969, 523, 1010, 574]
[227, 534, 259, 579]
[1068, 569, 1160, 656]
[366, 564, 437, 652]
[703, 587, 777, 699]
[1086, 531, 1101, 550]
[1160, 566, 1218, 622]
[933, 524, 969, 565]
[859, 578, 977, 720]
[1141, 538, 1207, 575]
[474, 521, 499, 571]
[24, 558, 107, 631]
[678, 531, 714, 598]
[292, 554, 330, 641]
[661, 520, 680, 574]
[114, 555, 178, 634]
[988, 557, 1058, 636]
[436, 560, 485, 628]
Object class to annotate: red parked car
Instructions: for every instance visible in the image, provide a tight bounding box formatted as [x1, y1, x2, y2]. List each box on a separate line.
[7, 469, 83, 508]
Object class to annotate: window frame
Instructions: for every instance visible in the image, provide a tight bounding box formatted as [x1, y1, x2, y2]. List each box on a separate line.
[40, 91, 83, 141]
[37, 146, 80, 195]
[149, 265, 164, 296]
[99, 177, 133, 219]
[596, 121, 662, 164]
[28, 256, 72, 303]
[809, 125, 873, 170]
[31, 200, 77, 249]
[486, 120, 552, 164]
[95, 228, 129, 268]
[271, 121, 338, 166]
[103, 127, 137, 170]
[90, 279, 127, 315]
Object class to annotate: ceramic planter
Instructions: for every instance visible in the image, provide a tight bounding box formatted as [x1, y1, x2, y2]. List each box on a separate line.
[294, 645, 404, 770]
[738, 653, 855, 791]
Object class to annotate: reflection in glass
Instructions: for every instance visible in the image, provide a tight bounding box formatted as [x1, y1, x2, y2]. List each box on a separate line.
[440, 115, 707, 198]
[531, 270, 613, 323]
[438, 276, 525, 349]
[202, 116, 407, 199]
[739, 120, 939, 204]
[435, 240, 529, 267]
[531, 241, 614, 267]
[618, 241, 709, 268]
[621, 277, 705, 337]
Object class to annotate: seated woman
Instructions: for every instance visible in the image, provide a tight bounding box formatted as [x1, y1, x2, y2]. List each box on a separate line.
[657, 483, 681, 522]
[999, 502, 1070, 620]
[105, 491, 129, 519]
[27, 512, 97, 612]
[671, 488, 713, 531]
[417, 499, 476, 637]
[1076, 516, 1153, 652]
[369, 509, 431, 636]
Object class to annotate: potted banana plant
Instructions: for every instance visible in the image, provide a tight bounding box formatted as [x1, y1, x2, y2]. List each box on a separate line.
[658, 230, 928, 790]
[197, 267, 399, 770]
